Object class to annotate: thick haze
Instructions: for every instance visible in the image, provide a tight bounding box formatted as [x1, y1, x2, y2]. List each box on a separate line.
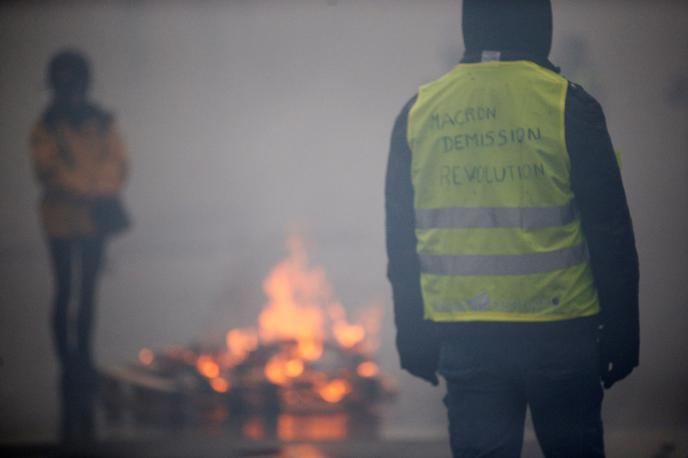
[1, 0, 686, 445]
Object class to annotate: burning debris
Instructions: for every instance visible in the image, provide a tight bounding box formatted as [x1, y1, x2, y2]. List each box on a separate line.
[101, 235, 395, 432]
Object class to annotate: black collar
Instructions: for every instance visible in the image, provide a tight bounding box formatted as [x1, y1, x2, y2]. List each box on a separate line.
[461, 51, 560, 74]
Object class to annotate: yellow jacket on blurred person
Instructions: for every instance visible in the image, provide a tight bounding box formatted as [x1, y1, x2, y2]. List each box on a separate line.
[30, 114, 128, 237]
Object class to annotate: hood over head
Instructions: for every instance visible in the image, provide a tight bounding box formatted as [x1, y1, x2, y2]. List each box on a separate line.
[462, 0, 553, 57]
[47, 49, 91, 96]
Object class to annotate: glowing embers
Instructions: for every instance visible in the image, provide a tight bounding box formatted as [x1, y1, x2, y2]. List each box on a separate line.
[317, 379, 351, 404]
[125, 234, 394, 427]
[264, 354, 304, 385]
[196, 355, 220, 379]
[356, 361, 379, 378]
[330, 303, 365, 349]
[209, 377, 230, 394]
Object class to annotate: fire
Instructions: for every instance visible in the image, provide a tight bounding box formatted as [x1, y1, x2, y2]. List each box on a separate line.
[210, 377, 230, 393]
[296, 339, 323, 361]
[265, 354, 305, 385]
[136, 234, 389, 413]
[329, 303, 365, 349]
[332, 322, 365, 348]
[285, 358, 304, 378]
[356, 361, 379, 378]
[258, 236, 327, 361]
[196, 355, 220, 379]
[318, 379, 351, 403]
[225, 328, 258, 362]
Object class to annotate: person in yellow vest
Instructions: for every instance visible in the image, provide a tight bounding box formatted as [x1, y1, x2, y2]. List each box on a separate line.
[385, 1, 638, 456]
[30, 49, 128, 442]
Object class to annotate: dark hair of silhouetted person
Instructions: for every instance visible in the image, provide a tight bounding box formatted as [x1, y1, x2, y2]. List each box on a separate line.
[47, 49, 91, 94]
[43, 49, 111, 131]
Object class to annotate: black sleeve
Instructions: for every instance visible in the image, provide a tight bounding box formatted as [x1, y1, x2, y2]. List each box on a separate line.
[385, 96, 423, 333]
[385, 96, 443, 374]
[566, 83, 640, 366]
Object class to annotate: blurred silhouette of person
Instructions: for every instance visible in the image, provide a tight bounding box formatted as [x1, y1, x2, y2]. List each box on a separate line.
[385, 0, 639, 456]
[29, 49, 128, 444]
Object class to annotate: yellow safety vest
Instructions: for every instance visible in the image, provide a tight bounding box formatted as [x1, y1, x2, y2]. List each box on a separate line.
[408, 60, 600, 322]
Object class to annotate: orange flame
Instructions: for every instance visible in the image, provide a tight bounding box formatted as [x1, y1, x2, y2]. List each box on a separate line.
[330, 303, 365, 348]
[332, 322, 365, 348]
[356, 361, 379, 378]
[138, 234, 387, 406]
[210, 377, 231, 393]
[265, 354, 305, 385]
[225, 328, 258, 363]
[258, 236, 328, 361]
[196, 355, 220, 379]
[296, 339, 322, 361]
[285, 358, 304, 378]
[318, 378, 351, 403]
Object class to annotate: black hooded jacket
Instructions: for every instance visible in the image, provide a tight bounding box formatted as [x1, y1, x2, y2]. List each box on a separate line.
[385, 0, 639, 378]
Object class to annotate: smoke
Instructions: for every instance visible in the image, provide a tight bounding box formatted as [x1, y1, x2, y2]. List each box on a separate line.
[0, 0, 686, 445]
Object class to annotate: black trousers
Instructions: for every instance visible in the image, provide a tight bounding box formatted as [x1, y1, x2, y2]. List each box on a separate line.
[438, 319, 604, 458]
[48, 236, 105, 443]
[48, 236, 105, 371]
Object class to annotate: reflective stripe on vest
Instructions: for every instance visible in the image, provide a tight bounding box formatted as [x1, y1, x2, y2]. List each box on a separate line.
[408, 60, 600, 322]
[415, 201, 578, 229]
[419, 243, 589, 277]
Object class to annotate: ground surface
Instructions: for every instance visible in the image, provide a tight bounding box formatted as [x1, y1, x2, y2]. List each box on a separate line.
[2, 429, 687, 458]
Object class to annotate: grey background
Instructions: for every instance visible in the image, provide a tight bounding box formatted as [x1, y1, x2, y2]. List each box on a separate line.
[1, 0, 687, 450]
